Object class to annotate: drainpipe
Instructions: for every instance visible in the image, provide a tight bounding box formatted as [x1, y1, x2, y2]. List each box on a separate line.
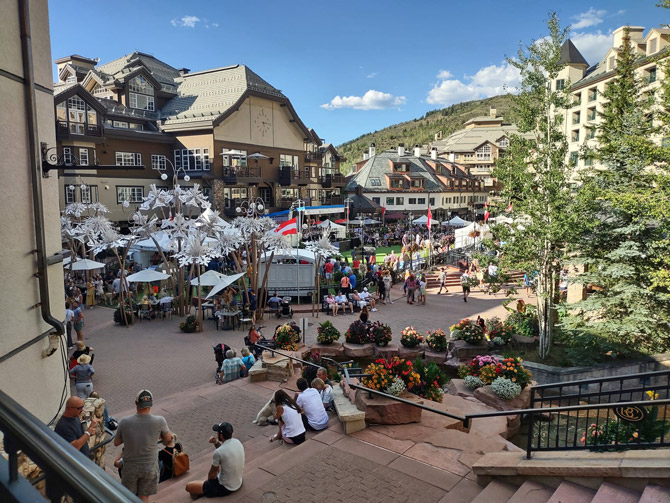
[20, 0, 64, 338]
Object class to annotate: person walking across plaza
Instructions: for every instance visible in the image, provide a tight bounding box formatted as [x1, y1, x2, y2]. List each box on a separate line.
[114, 390, 172, 503]
[185, 422, 244, 499]
[461, 271, 471, 302]
[437, 268, 448, 295]
[72, 300, 85, 342]
[70, 354, 95, 399]
[65, 301, 74, 348]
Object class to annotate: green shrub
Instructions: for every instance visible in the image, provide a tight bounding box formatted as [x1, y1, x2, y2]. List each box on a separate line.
[179, 315, 198, 333]
[317, 321, 341, 344]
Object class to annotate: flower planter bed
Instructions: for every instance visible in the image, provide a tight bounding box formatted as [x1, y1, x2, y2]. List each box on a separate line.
[424, 348, 447, 365]
[398, 345, 424, 360]
[309, 342, 345, 358]
[373, 343, 399, 359]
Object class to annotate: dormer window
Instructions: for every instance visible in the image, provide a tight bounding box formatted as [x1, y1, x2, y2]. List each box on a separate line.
[608, 56, 616, 71]
[555, 79, 565, 91]
[56, 95, 98, 135]
[393, 163, 409, 173]
[497, 137, 509, 148]
[476, 144, 491, 160]
[410, 179, 424, 188]
[128, 75, 155, 111]
[649, 38, 657, 54]
[389, 179, 403, 189]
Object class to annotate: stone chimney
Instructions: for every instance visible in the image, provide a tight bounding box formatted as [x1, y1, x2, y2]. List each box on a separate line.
[434, 131, 442, 141]
[177, 68, 190, 76]
[397, 143, 405, 156]
[430, 147, 438, 160]
[448, 152, 455, 162]
[613, 26, 645, 49]
[363, 152, 369, 161]
[490, 106, 497, 118]
[369, 143, 376, 157]
[414, 144, 422, 157]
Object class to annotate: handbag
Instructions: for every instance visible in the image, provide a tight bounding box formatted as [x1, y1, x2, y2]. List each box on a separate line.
[163, 446, 190, 477]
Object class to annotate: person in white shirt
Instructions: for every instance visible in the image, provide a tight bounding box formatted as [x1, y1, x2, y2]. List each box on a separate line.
[334, 292, 353, 314]
[488, 264, 498, 277]
[312, 378, 334, 411]
[295, 378, 328, 431]
[461, 272, 471, 302]
[185, 422, 244, 498]
[359, 288, 376, 311]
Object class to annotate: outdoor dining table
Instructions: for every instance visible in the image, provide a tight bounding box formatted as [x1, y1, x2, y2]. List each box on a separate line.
[216, 309, 240, 331]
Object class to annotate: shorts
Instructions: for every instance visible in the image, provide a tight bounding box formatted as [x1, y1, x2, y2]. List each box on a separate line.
[462, 285, 470, 293]
[73, 321, 84, 332]
[202, 479, 235, 498]
[121, 461, 158, 497]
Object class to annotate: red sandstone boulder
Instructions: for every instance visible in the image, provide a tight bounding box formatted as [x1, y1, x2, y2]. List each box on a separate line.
[310, 342, 345, 357]
[343, 342, 375, 358]
[355, 391, 423, 425]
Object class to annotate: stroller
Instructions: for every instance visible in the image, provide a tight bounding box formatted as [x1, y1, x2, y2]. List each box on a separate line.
[213, 343, 231, 384]
[275, 296, 293, 319]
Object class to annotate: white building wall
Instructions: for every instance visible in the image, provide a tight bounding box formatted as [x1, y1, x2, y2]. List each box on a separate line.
[0, 0, 68, 423]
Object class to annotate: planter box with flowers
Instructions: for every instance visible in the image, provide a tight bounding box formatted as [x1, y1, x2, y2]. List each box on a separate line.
[455, 355, 534, 436]
[343, 320, 375, 357]
[273, 323, 301, 351]
[486, 317, 514, 348]
[424, 329, 448, 363]
[398, 326, 424, 359]
[369, 321, 393, 347]
[311, 321, 344, 356]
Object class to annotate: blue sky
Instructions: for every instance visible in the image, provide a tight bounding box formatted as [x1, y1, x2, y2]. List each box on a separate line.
[48, 1, 665, 146]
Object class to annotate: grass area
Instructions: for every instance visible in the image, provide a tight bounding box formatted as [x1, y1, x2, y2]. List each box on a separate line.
[338, 245, 402, 264]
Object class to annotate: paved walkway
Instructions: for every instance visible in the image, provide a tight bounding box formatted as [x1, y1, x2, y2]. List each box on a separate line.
[75, 281, 533, 501]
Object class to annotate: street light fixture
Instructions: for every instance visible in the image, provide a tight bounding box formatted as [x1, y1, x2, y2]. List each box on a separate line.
[154, 155, 190, 184]
[290, 199, 307, 304]
[344, 197, 354, 236]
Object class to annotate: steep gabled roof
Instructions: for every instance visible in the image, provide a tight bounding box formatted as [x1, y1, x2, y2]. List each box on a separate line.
[159, 65, 288, 127]
[96, 51, 181, 94]
[560, 39, 589, 67]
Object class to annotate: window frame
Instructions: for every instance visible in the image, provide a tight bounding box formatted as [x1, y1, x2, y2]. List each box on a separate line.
[116, 186, 144, 204]
[115, 152, 142, 166]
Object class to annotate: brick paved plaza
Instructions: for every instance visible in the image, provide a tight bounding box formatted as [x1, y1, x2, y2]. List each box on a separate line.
[79, 281, 531, 501]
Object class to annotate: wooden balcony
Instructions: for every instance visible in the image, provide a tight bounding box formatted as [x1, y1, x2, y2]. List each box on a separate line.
[304, 151, 323, 163]
[331, 173, 346, 186]
[322, 196, 344, 206]
[56, 120, 102, 138]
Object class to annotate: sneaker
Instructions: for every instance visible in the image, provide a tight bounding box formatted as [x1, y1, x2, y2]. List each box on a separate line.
[463, 298, 467, 302]
[371, 308, 377, 312]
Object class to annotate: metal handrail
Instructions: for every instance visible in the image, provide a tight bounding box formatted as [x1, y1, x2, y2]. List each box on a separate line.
[533, 369, 670, 390]
[0, 390, 139, 502]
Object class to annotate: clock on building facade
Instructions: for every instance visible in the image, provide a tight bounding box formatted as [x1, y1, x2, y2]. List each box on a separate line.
[254, 108, 271, 137]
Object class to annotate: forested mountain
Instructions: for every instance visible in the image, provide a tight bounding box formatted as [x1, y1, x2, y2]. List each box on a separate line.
[336, 94, 515, 173]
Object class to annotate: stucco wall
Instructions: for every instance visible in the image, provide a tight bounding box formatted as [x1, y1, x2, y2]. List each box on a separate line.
[0, 0, 68, 423]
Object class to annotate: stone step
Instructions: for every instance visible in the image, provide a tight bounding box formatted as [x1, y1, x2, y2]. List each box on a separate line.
[547, 481, 596, 503]
[332, 385, 366, 434]
[507, 480, 554, 503]
[591, 482, 640, 503]
[470, 479, 518, 503]
[640, 484, 670, 503]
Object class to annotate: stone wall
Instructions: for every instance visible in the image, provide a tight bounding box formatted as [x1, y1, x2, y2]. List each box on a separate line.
[524, 353, 670, 392]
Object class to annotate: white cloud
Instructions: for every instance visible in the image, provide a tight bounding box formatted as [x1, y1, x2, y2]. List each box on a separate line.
[171, 15, 201, 28]
[426, 63, 520, 106]
[366, 72, 377, 79]
[321, 90, 406, 110]
[571, 8, 607, 30]
[571, 30, 613, 66]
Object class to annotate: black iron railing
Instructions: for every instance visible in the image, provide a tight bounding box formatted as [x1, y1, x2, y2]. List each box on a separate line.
[0, 390, 139, 502]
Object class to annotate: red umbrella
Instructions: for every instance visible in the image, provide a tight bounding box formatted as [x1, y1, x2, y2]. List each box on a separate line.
[335, 219, 347, 224]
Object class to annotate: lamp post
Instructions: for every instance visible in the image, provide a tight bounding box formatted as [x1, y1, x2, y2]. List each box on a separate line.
[344, 197, 353, 237]
[155, 155, 190, 186]
[291, 199, 306, 304]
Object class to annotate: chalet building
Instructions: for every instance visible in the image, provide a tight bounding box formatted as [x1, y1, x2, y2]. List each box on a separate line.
[52, 52, 344, 224]
[345, 144, 487, 221]
[430, 107, 532, 193]
[552, 26, 669, 169]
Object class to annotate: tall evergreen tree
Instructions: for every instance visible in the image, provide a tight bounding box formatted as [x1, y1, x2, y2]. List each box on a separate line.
[492, 13, 581, 359]
[565, 28, 670, 353]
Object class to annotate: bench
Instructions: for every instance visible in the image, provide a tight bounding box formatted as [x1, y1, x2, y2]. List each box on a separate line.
[333, 386, 366, 434]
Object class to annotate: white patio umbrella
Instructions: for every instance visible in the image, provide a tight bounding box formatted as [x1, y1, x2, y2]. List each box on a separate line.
[205, 272, 246, 299]
[126, 269, 171, 283]
[363, 218, 381, 225]
[191, 269, 226, 286]
[70, 258, 106, 271]
[247, 152, 269, 160]
[349, 218, 366, 225]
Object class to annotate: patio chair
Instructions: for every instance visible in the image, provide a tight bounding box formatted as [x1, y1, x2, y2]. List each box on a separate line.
[139, 304, 152, 322]
[160, 301, 173, 320]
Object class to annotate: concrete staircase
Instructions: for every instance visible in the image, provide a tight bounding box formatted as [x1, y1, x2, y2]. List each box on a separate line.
[424, 269, 525, 289]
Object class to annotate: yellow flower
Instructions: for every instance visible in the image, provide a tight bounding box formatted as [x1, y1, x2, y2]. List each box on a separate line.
[632, 432, 639, 438]
[646, 391, 659, 400]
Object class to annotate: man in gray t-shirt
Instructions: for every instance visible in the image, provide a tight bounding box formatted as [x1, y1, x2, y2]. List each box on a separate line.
[114, 390, 171, 502]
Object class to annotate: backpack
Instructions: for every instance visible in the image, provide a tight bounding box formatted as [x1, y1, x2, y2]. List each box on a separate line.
[163, 446, 190, 478]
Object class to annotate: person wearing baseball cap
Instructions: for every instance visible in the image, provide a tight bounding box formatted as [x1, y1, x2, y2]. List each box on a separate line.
[185, 421, 245, 498]
[114, 390, 172, 502]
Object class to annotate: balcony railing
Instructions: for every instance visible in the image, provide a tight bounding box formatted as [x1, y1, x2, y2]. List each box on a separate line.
[331, 173, 346, 185]
[277, 199, 294, 209]
[322, 196, 344, 205]
[56, 121, 103, 137]
[304, 152, 323, 163]
[0, 390, 137, 502]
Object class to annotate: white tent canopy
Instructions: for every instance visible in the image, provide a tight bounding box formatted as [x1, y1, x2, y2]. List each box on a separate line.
[132, 231, 174, 252]
[489, 215, 514, 224]
[442, 216, 469, 227]
[413, 215, 437, 226]
[69, 259, 106, 271]
[126, 269, 171, 283]
[206, 272, 246, 299]
[191, 269, 226, 286]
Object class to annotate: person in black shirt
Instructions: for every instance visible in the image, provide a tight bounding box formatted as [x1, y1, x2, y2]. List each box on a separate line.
[54, 396, 99, 457]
